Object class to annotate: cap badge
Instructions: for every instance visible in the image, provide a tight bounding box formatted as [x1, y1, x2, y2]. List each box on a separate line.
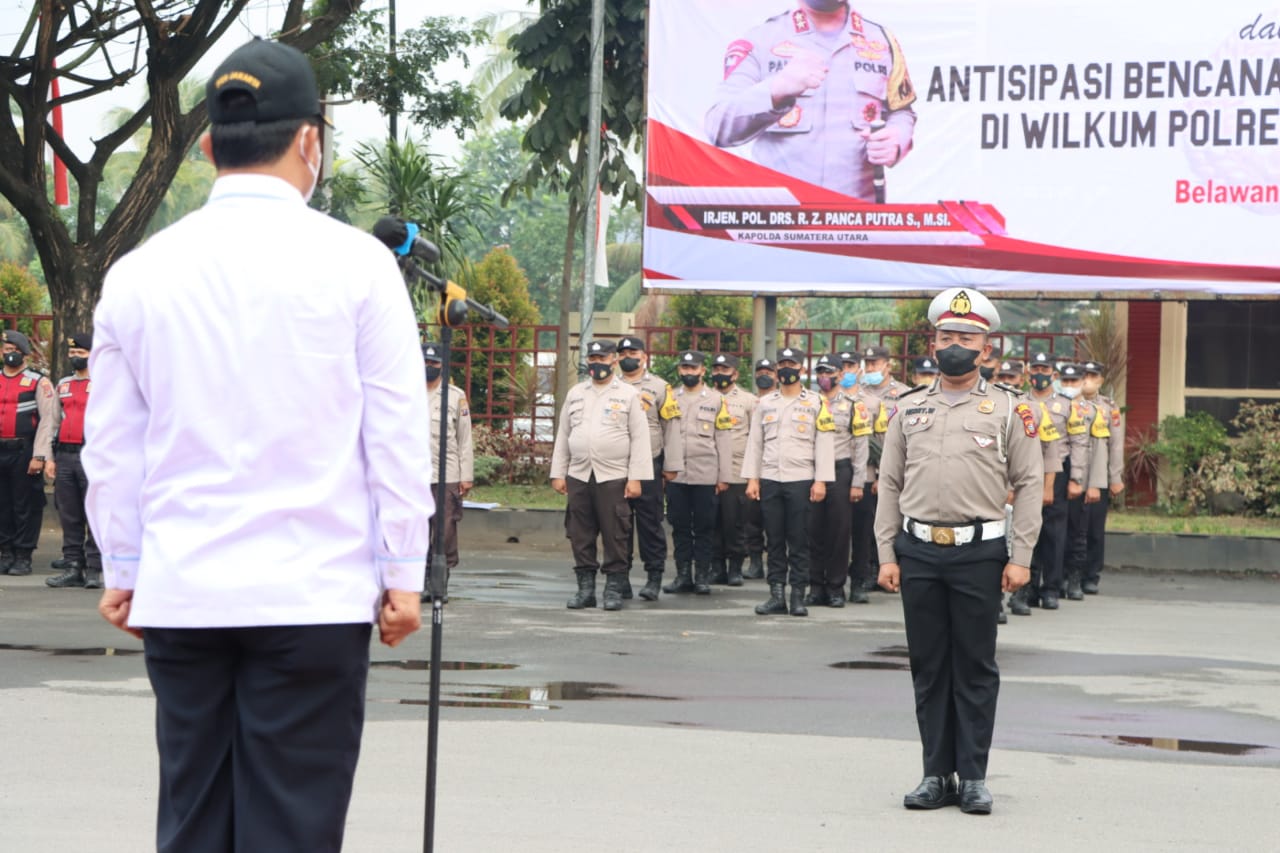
[591, 343, 601, 352]
[950, 290, 972, 315]
[684, 354, 693, 361]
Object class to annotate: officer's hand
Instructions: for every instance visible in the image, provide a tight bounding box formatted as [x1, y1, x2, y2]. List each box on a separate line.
[663, 471, 679, 482]
[1042, 486, 1054, 507]
[27, 459, 44, 476]
[1110, 482, 1125, 497]
[861, 125, 902, 166]
[624, 480, 642, 499]
[871, 480, 879, 496]
[98, 589, 143, 640]
[1067, 481, 1083, 500]
[378, 589, 423, 648]
[44, 459, 56, 480]
[715, 482, 729, 495]
[459, 481, 473, 497]
[770, 52, 828, 105]
[1002, 563, 1031, 593]
[849, 486, 864, 503]
[1085, 487, 1101, 504]
[745, 479, 761, 501]
[810, 481, 826, 502]
[551, 478, 568, 495]
[878, 562, 901, 593]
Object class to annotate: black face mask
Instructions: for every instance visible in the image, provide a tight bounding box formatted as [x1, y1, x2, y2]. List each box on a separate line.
[1029, 373, 1053, 391]
[619, 356, 642, 374]
[69, 356, 89, 372]
[710, 374, 734, 390]
[777, 366, 801, 386]
[3, 352, 23, 368]
[979, 366, 995, 381]
[587, 362, 613, 381]
[424, 365, 442, 382]
[755, 375, 775, 390]
[936, 345, 981, 377]
[679, 373, 701, 388]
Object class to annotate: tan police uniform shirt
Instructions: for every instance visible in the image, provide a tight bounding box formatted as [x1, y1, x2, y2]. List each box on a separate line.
[550, 377, 653, 484]
[740, 388, 837, 483]
[859, 377, 910, 482]
[670, 383, 726, 486]
[1026, 390, 1088, 477]
[874, 379, 1045, 567]
[1068, 398, 1110, 489]
[715, 384, 758, 485]
[426, 382, 474, 484]
[822, 389, 871, 485]
[622, 371, 681, 470]
[1085, 393, 1125, 486]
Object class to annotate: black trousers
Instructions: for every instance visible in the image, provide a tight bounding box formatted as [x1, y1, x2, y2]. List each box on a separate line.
[761, 479, 812, 587]
[143, 623, 372, 853]
[849, 480, 877, 585]
[897, 532, 1005, 781]
[1065, 490, 1088, 583]
[666, 481, 717, 565]
[566, 475, 631, 574]
[627, 454, 667, 572]
[744, 493, 765, 554]
[1083, 490, 1110, 583]
[0, 439, 44, 555]
[426, 482, 462, 571]
[54, 448, 101, 569]
[808, 459, 853, 591]
[712, 482, 750, 562]
[1031, 468, 1069, 594]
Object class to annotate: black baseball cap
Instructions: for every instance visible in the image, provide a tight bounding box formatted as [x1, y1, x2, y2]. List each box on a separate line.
[814, 354, 841, 372]
[678, 351, 707, 366]
[913, 356, 938, 375]
[422, 342, 443, 363]
[712, 353, 740, 369]
[207, 39, 328, 126]
[67, 332, 93, 351]
[617, 336, 645, 352]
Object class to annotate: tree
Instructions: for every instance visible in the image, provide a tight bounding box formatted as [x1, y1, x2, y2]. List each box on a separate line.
[659, 294, 753, 355]
[456, 248, 542, 423]
[0, 261, 49, 349]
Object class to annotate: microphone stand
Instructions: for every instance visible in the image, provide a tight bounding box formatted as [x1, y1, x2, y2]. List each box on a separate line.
[870, 118, 887, 204]
[394, 256, 508, 853]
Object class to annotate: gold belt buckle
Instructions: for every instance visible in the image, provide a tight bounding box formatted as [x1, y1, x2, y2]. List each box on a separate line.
[931, 526, 956, 546]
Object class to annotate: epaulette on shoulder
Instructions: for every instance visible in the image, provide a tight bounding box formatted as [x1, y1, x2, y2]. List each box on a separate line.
[994, 382, 1026, 397]
[901, 384, 927, 396]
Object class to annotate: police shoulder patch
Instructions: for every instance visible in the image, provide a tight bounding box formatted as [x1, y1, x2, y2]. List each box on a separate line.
[1014, 402, 1037, 437]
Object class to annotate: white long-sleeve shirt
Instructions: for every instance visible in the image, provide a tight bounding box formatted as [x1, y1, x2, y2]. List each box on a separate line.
[84, 174, 435, 628]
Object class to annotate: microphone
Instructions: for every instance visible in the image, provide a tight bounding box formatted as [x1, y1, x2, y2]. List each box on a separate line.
[372, 216, 441, 264]
[869, 119, 887, 204]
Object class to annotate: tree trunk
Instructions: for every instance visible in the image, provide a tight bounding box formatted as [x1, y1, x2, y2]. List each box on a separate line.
[554, 193, 581, 417]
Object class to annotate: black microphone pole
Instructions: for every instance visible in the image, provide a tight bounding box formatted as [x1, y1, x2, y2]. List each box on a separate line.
[870, 118, 887, 204]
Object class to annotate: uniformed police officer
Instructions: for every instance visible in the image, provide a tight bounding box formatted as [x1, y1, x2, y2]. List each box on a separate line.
[617, 336, 681, 600]
[743, 347, 836, 616]
[1063, 364, 1108, 599]
[742, 358, 778, 578]
[0, 329, 56, 577]
[977, 347, 1002, 382]
[1009, 354, 1090, 614]
[806, 354, 869, 607]
[910, 355, 938, 388]
[422, 342, 474, 601]
[46, 333, 102, 589]
[876, 287, 1043, 815]
[550, 340, 652, 611]
[663, 351, 726, 595]
[995, 358, 1024, 389]
[706, 1, 917, 201]
[1078, 361, 1125, 595]
[850, 344, 910, 595]
[711, 353, 757, 587]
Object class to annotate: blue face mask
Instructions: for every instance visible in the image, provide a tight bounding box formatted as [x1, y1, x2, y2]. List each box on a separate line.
[862, 371, 883, 386]
[839, 372, 857, 389]
[1059, 385, 1081, 400]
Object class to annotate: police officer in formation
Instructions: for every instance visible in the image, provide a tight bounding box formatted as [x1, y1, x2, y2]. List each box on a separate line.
[909, 355, 938, 388]
[995, 358, 1023, 388]
[1078, 361, 1125, 595]
[742, 346, 835, 616]
[0, 329, 56, 577]
[663, 351, 727, 596]
[45, 334, 102, 589]
[875, 287, 1044, 815]
[805, 354, 869, 607]
[550, 340, 652, 611]
[423, 342, 474, 601]
[711, 353, 757, 587]
[742, 358, 779, 579]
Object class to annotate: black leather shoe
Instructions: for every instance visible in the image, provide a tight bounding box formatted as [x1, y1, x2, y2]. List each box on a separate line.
[1066, 573, 1084, 600]
[51, 557, 72, 570]
[903, 775, 958, 810]
[850, 587, 870, 604]
[1009, 589, 1032, 616]
[46, 564, 86, 588]
[1041, 590, 1060, 610]
[827, 590, 846, 608]
[959, 779, 993, 814]
[8, 556, 32, 577]
[83, 571, 103, 590]
[1082, 579, 1100, 595]
[0, 551, 13, 574]
[744, 553, 765, 579]
[996, 607, 1008, 625]
[804, 587, 830, 607]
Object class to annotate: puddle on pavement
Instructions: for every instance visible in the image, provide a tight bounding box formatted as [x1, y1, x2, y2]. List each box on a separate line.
[371, 659, 518, 671]
[391, 698, 563, 711]
[829, 660, 909, 671]
[1074, 734, 1271, 756]
[0, 643, 141, 657]
[450, 682, 678, 702]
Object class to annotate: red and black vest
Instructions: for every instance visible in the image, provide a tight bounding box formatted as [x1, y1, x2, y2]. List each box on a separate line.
[0, 369, 44, 440]
[57, 375, 91, 445]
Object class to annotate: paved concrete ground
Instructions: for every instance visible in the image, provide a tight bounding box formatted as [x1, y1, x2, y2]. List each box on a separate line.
[3, 543, 1279, 851]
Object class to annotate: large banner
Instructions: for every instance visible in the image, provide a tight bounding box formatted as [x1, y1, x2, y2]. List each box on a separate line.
[644, 0, 1280, 295]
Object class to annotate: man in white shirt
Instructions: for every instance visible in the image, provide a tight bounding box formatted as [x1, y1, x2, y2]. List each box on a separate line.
[84, 39, 434, 853]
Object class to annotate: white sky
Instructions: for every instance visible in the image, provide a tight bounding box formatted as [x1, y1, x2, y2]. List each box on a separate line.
[2, 1, 527, 163]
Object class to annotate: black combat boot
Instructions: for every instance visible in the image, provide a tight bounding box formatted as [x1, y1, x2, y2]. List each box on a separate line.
[693, 562, 712, 595]
[663, 562, 695, 594]
[619, 574, 634, 600]
[566, 569, 597, 609]
[1081, 578, 1100, 595]
[46, 561, 85, 588]
[1008, 587, 1032, 616]
[850, 584, 870, 604]
[725, 558, 745, 587]
[51, 557, 71, 570]
[744, 552, 764, 579]
[0, 551, 13, 574]
[9, 553, 33, 576]
[789, 586, 809, 616]
[827, 585, 846, 607]
[804, 586, 830, 607]
[754, 583, 787, 615]
[638, 570, 663, 601]
[1066, 572, 1084, 601]
[709, 558, 728, 585]
[602, 573, 626, 611]
[83, 569, 103, 590]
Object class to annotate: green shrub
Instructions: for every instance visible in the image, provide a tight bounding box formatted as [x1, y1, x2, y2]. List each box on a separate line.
[1204, 402, 1280, 518]
[472, 454, 503, 487]
[471, 424, 548, 485]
